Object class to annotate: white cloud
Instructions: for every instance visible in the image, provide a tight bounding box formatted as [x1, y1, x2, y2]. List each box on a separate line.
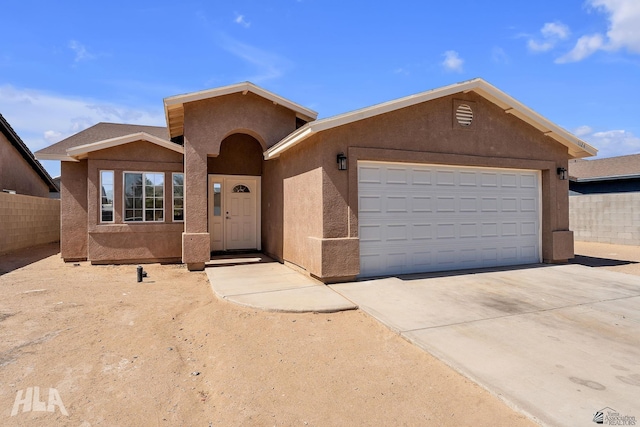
[44, 130, 63, 143]
[441, 50, 464, 73]
[574, 125, 593, 137]
[575, 125, 640, 157]
[557, 0, 640, 62]
[217, 33, 292, 82]
[68, 40, 95, 63]
[491, 47, 509, 64]
[527, 21, 570, 52]
[0, 85, 164, 155]
[556, 34, 605, 63]
[541, 22, 571, 39]
[234, 14, 251, 28]
[590, 0, 640, 53]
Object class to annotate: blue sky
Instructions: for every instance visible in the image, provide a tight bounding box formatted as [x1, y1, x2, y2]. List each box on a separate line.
[1, 0, 639, 178]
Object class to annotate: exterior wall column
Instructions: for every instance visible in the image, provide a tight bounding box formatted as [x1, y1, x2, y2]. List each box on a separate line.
[182, 139, 210, 270]
[60, 160, 88, 261]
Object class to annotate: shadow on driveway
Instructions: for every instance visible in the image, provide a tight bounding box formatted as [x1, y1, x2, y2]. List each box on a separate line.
[570, 255, 638, 268]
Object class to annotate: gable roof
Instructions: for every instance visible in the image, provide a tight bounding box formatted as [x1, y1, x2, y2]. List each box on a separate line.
[265, 78, 597, 160]
[66, 132, 184, 159]
[569, 154, 640, 181]
[164, 82, 318, 138]
[35, 123, 171, 161]
[0, 113, 58, 192]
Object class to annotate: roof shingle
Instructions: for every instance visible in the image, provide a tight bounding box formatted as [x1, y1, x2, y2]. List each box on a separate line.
[569, 154, 640, 180]
[35, 122, 169, 157]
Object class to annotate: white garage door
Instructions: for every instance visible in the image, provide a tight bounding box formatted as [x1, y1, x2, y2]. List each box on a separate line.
[358, 161, 541, 277]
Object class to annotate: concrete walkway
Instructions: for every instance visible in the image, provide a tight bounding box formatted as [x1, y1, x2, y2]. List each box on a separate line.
[205, 254, 357, 313]
[331, 264, 640, 427]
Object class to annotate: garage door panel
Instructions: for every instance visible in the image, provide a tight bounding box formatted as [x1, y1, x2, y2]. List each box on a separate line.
[358, 161, 541, 277]
[412, 169, 432, 185]
[387, 168, 408, 184]
[412, 223, 433, 240]
[459, 171, 478, 186]
[521, 197, 537, 212]
[501, 173, 518, 187]
[412, 196, 433, 212]
[436, 171, 455, 186]
[520, 174, 537, 188]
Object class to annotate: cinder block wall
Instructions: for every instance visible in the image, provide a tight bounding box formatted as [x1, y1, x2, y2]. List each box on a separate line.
[0, 192, 60, 254]
[569, 193, 640, 246]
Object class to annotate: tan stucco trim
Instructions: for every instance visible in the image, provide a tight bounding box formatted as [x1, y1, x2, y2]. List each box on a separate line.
[35, 153, 79, 162]
[265, 78, 597, 160]
[164, 82, 318, 138]
[66, 132, 183, 158]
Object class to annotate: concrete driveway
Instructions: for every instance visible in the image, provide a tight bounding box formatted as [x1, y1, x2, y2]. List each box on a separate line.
[331, 264, 640, 427]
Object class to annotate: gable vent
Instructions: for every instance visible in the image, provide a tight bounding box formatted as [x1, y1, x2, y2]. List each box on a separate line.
[456, 104, 473, 126]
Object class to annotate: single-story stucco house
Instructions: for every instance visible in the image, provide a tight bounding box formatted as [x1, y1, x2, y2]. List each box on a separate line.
[35, 78, 597, 282]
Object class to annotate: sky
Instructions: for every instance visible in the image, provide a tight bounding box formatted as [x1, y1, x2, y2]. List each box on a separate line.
[1, 0, 639, 178]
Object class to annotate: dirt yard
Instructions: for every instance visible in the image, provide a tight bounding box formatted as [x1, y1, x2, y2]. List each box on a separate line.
[1, 241, 637, 426]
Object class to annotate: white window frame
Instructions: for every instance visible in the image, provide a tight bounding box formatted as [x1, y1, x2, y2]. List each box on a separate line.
[99, 170, 115, 223]
[172, 172, 184, 223]
[122, 171, 165, 223]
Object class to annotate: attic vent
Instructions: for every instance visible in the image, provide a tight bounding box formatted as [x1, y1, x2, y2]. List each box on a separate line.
[456, 104, 473, 127]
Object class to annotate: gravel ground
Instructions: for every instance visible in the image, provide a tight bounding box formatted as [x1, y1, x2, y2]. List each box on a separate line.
[0, 243, 535, 426]
[1, 240, 636, 426]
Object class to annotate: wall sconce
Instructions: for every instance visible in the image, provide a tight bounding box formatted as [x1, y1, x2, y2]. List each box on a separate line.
[557, 167, 567, 180]
[337, 153, 347, 170]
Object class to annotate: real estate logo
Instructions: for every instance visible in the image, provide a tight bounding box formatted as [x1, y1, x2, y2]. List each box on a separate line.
[10, 387, 68, 417]
[593, 407, 636, 425]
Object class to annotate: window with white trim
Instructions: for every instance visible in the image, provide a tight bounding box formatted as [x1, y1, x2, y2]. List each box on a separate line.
[124, 172, 164, 222]
[100, 170, 114, 223]
[172, 173, 184, 222]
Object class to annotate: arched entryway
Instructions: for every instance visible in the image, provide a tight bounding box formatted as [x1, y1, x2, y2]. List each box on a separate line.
[207, 133, 263, 251]
[207, 133, 263, 176]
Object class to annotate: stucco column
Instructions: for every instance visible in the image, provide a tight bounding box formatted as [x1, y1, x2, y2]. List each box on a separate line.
[182, 138, 210, 270]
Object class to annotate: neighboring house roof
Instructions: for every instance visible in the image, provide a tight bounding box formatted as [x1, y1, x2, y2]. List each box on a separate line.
[569, 154, 640, 182]
[265, 78, 597, 160]
[164, 82, 319, 139]
[0, 113, 58, 192]
[35, 123, 171, 161]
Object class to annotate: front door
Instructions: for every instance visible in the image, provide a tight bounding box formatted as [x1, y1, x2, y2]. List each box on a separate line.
[208, 175, 261, 251]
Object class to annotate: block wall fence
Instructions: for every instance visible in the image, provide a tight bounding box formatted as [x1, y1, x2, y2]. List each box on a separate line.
[569, 193, 640, 246]
[0, 192, 60, 254]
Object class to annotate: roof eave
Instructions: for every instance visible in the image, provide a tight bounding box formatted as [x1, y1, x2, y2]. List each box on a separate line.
[264, 127, 315, 159]
[65, 132, 184, 158]
[163, 82, 318, 139]
[265, 78, 598, 160]
[35, 153, 80, 162]
[571, 173, 640, 183]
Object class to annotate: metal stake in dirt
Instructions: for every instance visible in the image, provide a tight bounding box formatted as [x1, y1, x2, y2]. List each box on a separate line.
[137, 265, 147, 283]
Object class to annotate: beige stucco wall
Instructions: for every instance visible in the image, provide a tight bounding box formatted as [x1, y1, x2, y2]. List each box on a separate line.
[207, 134, 263, 176]
[0, 192, 60, 254]
[0, 133, 50, 198]
[86, 141, 184, 263]
[61, 160, 88, 261]
[182, 92, 298, 269]
[283, 168, 323, 272]
[270, 92, 573, 281]
[60, 141, 184, 263]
